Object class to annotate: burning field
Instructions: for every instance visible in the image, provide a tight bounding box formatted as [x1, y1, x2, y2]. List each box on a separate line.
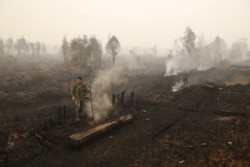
[0, 57, 250, 167]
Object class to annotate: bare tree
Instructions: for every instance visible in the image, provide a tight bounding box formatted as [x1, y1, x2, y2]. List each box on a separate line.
[106, 36, 120, 64]
[29, 42, 36, 56]
[35, 41, 41, 56]
[41, 42, 47, 56]
[0, 38, 4, 57]
[5, 37, 13, 56]
[61, 36, 69, 63]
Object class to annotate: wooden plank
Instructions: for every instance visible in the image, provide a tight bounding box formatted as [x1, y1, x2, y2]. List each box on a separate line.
[69, 114, 133, 144]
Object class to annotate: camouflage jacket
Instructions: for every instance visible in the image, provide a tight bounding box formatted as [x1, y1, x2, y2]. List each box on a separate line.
[71, 83, 89, 101]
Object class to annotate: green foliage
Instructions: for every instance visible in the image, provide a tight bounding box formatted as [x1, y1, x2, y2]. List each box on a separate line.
[63, 35, 103, 71]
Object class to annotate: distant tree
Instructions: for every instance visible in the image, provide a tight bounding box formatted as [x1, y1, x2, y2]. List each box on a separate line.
[0, 38, 4, 57]
[61, 36, 69, 63]
[70, 37, 88, 70]
[5, 37, 13, 56]
[82, 35, 92, 66]
[35, 41, 41, 56]
[29, 42, 36, 56]
[183, 27, 195, 54]
[14, 37, 28, 56]
[153, 45, 157, 56]
[213, 36, 227, 59]
[230, 39, 248, 61]
[41, 42, 47, 55]
[70, 37, 81, 64]
[106, 36, 120, 64]
[89, 36, 103, 68]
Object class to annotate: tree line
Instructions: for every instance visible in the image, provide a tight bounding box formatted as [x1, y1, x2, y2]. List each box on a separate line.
[165, 26, 250, 75]
[174, 27, 249, 62]
[0, 37, 47, 57]
[61, 35, 120, 70]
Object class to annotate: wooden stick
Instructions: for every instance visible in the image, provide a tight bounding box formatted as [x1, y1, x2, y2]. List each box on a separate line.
[112, 94, 116, 106]
[120, 90, 126, 104]
[130, 92, 134, 104]
[63, 105, 66, 121]
[89, 85, 94, 120]
[57, 107, 61, 125]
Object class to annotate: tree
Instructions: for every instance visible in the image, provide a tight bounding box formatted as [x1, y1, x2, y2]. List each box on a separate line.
[70, 37, 89, 71]
[0, 38, 4, 57]
[14, 37, 28, 56]
[35, 41, 41, 56]
[5, 37, 13, 56]
[89, 36, 103, 68]
[213, 36, 227, 59]
[230, 39, 248, 61]
[29, 42, 36, 56]
[106, 36, 120, 64]
[183, 27, 195, 54]
[61, 36, 69, 63]
[153, 45, 157, 56]
[70, 37, 81, 64]
[41, 42, 47, 55]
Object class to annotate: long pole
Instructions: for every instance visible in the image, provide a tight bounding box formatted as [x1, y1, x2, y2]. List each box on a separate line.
[89, 85, 94, 121]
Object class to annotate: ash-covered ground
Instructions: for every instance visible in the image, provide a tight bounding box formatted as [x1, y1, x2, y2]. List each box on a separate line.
[0, 57, 250, 167]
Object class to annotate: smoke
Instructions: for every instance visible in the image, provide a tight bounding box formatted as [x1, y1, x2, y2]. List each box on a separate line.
[172, 81, 184, 92]
[165, 33, 249, 77]
[85, 66, 128, 122]
[166, 29, 249, 92]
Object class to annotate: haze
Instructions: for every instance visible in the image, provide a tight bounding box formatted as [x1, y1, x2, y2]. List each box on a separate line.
[1, 0, 250, 54]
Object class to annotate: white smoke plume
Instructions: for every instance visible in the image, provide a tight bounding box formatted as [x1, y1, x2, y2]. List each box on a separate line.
[165, 29, 249, 76]
[172, 81, 184, 92]
[85, 66, 128, 122]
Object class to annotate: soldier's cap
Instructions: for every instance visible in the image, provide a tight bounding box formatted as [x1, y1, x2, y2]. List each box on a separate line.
[77, 77, 83, 81]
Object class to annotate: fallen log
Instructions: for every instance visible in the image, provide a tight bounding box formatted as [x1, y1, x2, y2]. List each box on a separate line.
[69, 114, 133, 144]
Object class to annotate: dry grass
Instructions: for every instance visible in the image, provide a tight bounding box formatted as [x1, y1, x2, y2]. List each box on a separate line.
[24, 70, 51, 82]
[226, 75, 250, 86]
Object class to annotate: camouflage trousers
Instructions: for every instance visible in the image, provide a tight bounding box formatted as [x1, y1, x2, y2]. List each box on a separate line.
[74, 100, 84, 114]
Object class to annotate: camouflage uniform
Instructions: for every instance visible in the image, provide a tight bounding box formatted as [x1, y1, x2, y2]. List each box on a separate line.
[71, 83, 89, 115]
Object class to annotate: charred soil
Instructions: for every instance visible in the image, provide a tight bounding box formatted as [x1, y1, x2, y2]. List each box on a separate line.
[0, 62, 250, 167]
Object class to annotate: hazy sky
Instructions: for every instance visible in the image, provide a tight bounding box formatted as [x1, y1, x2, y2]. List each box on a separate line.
[1, 0, 250, 54]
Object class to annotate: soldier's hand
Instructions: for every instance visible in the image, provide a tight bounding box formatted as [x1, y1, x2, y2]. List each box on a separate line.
[72, 96, 75, 101]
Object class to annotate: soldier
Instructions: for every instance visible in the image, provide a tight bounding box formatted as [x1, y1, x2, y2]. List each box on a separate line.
[71, 77, 90, 121]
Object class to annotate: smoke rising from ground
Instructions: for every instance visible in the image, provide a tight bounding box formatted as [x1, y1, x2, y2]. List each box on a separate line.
[165, 31, 249, 76]
[85, 66, 128, 122]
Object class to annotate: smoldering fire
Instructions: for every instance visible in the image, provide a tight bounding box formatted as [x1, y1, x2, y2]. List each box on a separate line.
[85, 66, 128, 122]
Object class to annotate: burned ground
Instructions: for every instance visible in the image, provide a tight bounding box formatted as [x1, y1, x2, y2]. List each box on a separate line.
[0, 61, 250, 167]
